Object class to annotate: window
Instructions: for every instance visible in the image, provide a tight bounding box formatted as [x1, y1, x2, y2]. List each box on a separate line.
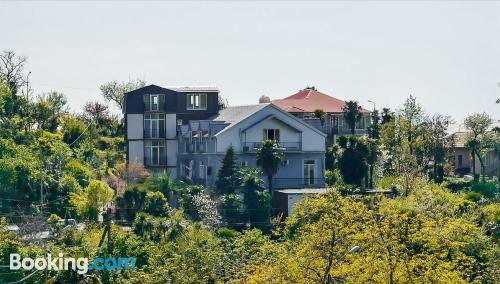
[304, 160, 315, 185]
[187, 94, 207, 110]
[263, 129, 280, 141]
[458, 155, 463, 167]
[240, 161, 248, 167]
[144, 94, 164, 111]
[144, 140, 165, 166]
[199, 161, 206, 179]
[207, 166, 212, 176]
[144, 113, 165, 138]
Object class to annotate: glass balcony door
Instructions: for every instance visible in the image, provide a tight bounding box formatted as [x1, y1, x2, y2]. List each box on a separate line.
[304, 160, 315, 186]
[144, 113, 165, 138]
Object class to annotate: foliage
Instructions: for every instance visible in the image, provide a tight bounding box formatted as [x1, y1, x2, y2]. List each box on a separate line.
[216, 146, 240, 195]
[241, 168, 272, 231]
[143, 191, 170, 217]
[99, 78, 146, 109]
[255, 140, 285, 191]
[64, 159, 93, 187]
[313, 109, 326, 126]
[342, 100, 362, 135]
[70, 179, 114, 220]
[325, 169, 343, 187]
[337, 136, 368, 187]
[464, 112, 494, 179]
[247, 184, 498, 283]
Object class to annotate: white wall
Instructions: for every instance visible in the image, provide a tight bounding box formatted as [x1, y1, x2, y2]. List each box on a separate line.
[165, 114, 177, 139]
[128, 140, 144, 164]
[244, 118, 300, 143]
[216, 105, 325, 153]
[127, 114, 143, 139]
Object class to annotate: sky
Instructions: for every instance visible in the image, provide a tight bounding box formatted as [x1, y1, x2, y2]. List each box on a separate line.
[1, 1, 499, 128]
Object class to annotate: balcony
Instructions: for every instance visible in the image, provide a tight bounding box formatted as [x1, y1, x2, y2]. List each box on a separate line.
[331, 127, 368, 135]
[144, 129, 166, 139]
[271, 178, 325, 189]
[144, 155, 166, 167]
[242, 142, 302, 153]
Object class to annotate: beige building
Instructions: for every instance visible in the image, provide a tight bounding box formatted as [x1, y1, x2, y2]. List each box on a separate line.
[449, 131, 499, 177]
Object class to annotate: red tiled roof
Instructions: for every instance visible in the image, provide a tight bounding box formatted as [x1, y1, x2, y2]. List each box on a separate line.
[272, 89, 369, 113]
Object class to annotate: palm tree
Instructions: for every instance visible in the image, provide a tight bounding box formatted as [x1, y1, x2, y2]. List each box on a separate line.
[256, 140, 285, 192]
[381, 107, 393, 124]
[342, 101, 362, 135]
[314, 109, 326, 126]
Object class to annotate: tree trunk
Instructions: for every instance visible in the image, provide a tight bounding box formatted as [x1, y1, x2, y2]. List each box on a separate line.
[433, 162, 437, 182]
[369, 164, 374, 189]
[477, 153, 486, 182]
[267, 175, 273, 193]
[471, 150, 476, 177]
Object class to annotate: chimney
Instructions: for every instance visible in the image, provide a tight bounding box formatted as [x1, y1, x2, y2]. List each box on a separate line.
[259, 95, 271, 104]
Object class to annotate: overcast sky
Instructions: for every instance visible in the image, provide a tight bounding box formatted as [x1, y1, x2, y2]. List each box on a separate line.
[1, 1, 499, 127]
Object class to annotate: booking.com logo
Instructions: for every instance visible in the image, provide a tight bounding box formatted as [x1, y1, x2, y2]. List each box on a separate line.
[9, 253, 136, 275]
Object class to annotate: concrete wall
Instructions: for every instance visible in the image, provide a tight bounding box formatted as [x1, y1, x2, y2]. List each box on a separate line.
[127, 114, 144, 140]
[165, 113, 177, 139]
[128, 140, 144, 164]
[167, 139, 178, 178]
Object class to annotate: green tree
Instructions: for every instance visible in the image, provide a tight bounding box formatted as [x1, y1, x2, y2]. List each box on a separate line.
[255, 140, 285, 191]
[367, 109, 381, 139]
[464, 112, 493, 180]
[61, 115, 87, 147]
[33, 91, 68, 132]
[342, 100, 362, 135]
[241, 168, 271, 231]
[70, 179, 114, 220]
[99, 78, 146, 109]
[425, 114, 453, 182]
[337, 136, 368, 188]
[216, 146, 240, 195]
[314, 109, 326, 126]
[365, 138, 380, 188]
[143, 191, 170, 217]
[381, 107, 393, 124]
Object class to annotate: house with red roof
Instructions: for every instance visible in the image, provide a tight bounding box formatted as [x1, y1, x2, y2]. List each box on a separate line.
[272, 87, 371, 139]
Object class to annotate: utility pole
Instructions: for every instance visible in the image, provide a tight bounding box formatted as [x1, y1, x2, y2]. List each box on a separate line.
[98, 207, 113, 254]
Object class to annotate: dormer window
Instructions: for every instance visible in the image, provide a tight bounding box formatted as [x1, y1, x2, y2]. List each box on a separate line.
[151, 95, 159, 111]
[263, 129, 280, 141]
[187, 94, 207, 110]
[144, 94, 164, 111]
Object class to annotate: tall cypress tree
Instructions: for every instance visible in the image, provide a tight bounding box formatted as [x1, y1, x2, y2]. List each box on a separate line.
[216, 146, 240, 195]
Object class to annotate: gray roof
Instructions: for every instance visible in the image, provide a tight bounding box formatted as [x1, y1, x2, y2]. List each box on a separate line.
[275, 188, 328, 194]
[168, 86, 219, 92]
[210, 103, 269, 126]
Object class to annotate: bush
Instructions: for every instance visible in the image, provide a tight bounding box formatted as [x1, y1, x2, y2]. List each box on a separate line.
[143, 191, 170, 217]
[472, 181, 498, 199]
[463, 191, 482, 202]
[325, 169, 343, 187]
[446, 178, 472, 192]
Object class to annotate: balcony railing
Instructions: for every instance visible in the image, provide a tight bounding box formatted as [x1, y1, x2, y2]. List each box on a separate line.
[242, 142, 302, 152]
[271, 178, 325, 189]
[144, 155, 166, 167]
[144, 129, 166, 139]
[332, 127, 368, 135]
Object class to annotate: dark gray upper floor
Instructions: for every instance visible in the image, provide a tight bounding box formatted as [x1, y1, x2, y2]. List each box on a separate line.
[123, 84, 219, 123]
